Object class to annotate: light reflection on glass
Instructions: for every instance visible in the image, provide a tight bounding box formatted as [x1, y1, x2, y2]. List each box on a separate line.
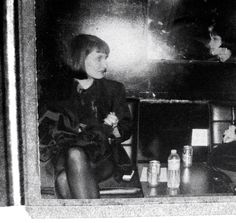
[82, 17, 147, 71]
[149, 187, 158, 197]
[147, 31, 176, 60]
[182, 167, 191, 184]
[167, 188, 179, 196]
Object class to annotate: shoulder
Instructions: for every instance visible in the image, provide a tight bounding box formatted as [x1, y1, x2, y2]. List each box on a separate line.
[99, 78, 125, 90]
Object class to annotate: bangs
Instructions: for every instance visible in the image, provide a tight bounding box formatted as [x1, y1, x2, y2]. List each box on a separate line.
[97, 41, 110, 56]
[68, 34, 110, 71]
[89, 39, 110, 56]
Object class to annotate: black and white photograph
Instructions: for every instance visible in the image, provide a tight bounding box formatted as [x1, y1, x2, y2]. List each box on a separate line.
[2, 0, 236, 219]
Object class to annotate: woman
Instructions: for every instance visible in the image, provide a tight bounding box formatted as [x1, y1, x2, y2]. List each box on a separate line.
[41, 34, 132, 199]
[207, 25, 235, 62]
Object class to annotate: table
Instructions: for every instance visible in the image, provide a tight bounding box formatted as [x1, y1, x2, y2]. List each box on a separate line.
[138, 162, 234, 197]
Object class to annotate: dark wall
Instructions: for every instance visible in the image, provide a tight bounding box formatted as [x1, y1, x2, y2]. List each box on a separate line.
[124, 61, 236, 100]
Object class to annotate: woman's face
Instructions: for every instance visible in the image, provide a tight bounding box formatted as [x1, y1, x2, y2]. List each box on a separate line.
[208, 34, 222, 55]
[84, 49, 108, 79]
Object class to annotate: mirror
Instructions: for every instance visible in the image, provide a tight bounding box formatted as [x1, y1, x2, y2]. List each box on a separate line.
[36, 0, 236, 103]
[147, 0, 236, 61]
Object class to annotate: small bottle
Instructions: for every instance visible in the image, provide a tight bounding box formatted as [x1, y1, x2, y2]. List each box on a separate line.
[167, 150, 180, 189]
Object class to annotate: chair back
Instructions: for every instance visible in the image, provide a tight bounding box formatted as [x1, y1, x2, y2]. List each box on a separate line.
[122, 98, 140, 167]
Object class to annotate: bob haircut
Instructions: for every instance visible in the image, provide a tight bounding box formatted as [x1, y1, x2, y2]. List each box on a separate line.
[210, 24, 236, 54]
[68, 34, 110, 74]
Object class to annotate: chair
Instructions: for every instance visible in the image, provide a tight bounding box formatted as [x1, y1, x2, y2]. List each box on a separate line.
[120, 97, 140, 167]
[40, 97, 142, 198]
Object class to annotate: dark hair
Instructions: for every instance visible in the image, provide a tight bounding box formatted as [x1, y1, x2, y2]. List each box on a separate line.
[67, 34, 110, 79]
[210, 24, 236, 53]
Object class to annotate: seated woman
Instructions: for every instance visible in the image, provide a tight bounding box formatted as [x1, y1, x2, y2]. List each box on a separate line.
[40, 34, 132, 199]
[208, 125, 236, 184]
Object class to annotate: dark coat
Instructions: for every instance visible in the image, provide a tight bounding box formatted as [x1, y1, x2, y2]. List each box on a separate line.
[45, 78, 132, 141]
[39, 78, 132, 172]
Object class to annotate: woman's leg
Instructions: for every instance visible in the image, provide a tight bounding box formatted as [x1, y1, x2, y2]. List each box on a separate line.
[55, 170, 71, 199]
[65, 147, 100, 199]
[55, 158, 114, 199]
[55, 147, 114, 199]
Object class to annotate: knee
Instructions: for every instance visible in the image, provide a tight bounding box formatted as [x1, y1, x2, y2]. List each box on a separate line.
[55, 171, 69, 198]
[67, 147, 87, 166]
[55, 171, 67, 188]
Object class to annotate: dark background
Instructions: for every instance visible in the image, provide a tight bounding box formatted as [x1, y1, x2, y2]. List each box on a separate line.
[36, 0, 236, 162]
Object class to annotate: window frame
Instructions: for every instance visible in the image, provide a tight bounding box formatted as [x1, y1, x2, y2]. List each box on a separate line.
[17, 0, 236, 218]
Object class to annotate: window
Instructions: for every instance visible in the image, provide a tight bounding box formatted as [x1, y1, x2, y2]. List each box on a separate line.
[17, 0, 236, 218]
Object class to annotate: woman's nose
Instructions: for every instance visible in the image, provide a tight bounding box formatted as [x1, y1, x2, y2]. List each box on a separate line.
[101, 59, 107, 71]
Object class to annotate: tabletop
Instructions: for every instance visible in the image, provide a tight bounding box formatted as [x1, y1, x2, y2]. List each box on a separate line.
[138, 162, 234, 197]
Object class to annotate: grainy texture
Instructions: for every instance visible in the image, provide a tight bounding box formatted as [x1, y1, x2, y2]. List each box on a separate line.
[0, 55, 8, 206]
[0, 0, 8, 203]
[36, 0, 236, 101]
[0, 0, 8, 207]
[19, 0, 236, 218]
[26, 199, 236, 218]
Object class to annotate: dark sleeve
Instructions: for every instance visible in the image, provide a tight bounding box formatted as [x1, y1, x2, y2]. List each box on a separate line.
[39, 99, 79, 131]
[112, 83, 132, 142]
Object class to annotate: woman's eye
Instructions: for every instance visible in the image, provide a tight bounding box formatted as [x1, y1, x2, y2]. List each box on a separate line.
[96, 57, 102, 62]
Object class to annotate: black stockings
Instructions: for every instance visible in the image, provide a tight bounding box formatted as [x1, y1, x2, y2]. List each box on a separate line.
[55, 147, 113, 199]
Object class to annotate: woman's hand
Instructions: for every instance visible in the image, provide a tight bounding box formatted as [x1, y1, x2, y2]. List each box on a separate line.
[216, 47, 232, 62]
[223, 125, 236, 143]
[104, 112, 121, 138]
[104, 112, 119, 128]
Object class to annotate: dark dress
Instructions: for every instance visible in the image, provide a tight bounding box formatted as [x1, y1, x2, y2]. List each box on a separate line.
[39, 78, 132, 175]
